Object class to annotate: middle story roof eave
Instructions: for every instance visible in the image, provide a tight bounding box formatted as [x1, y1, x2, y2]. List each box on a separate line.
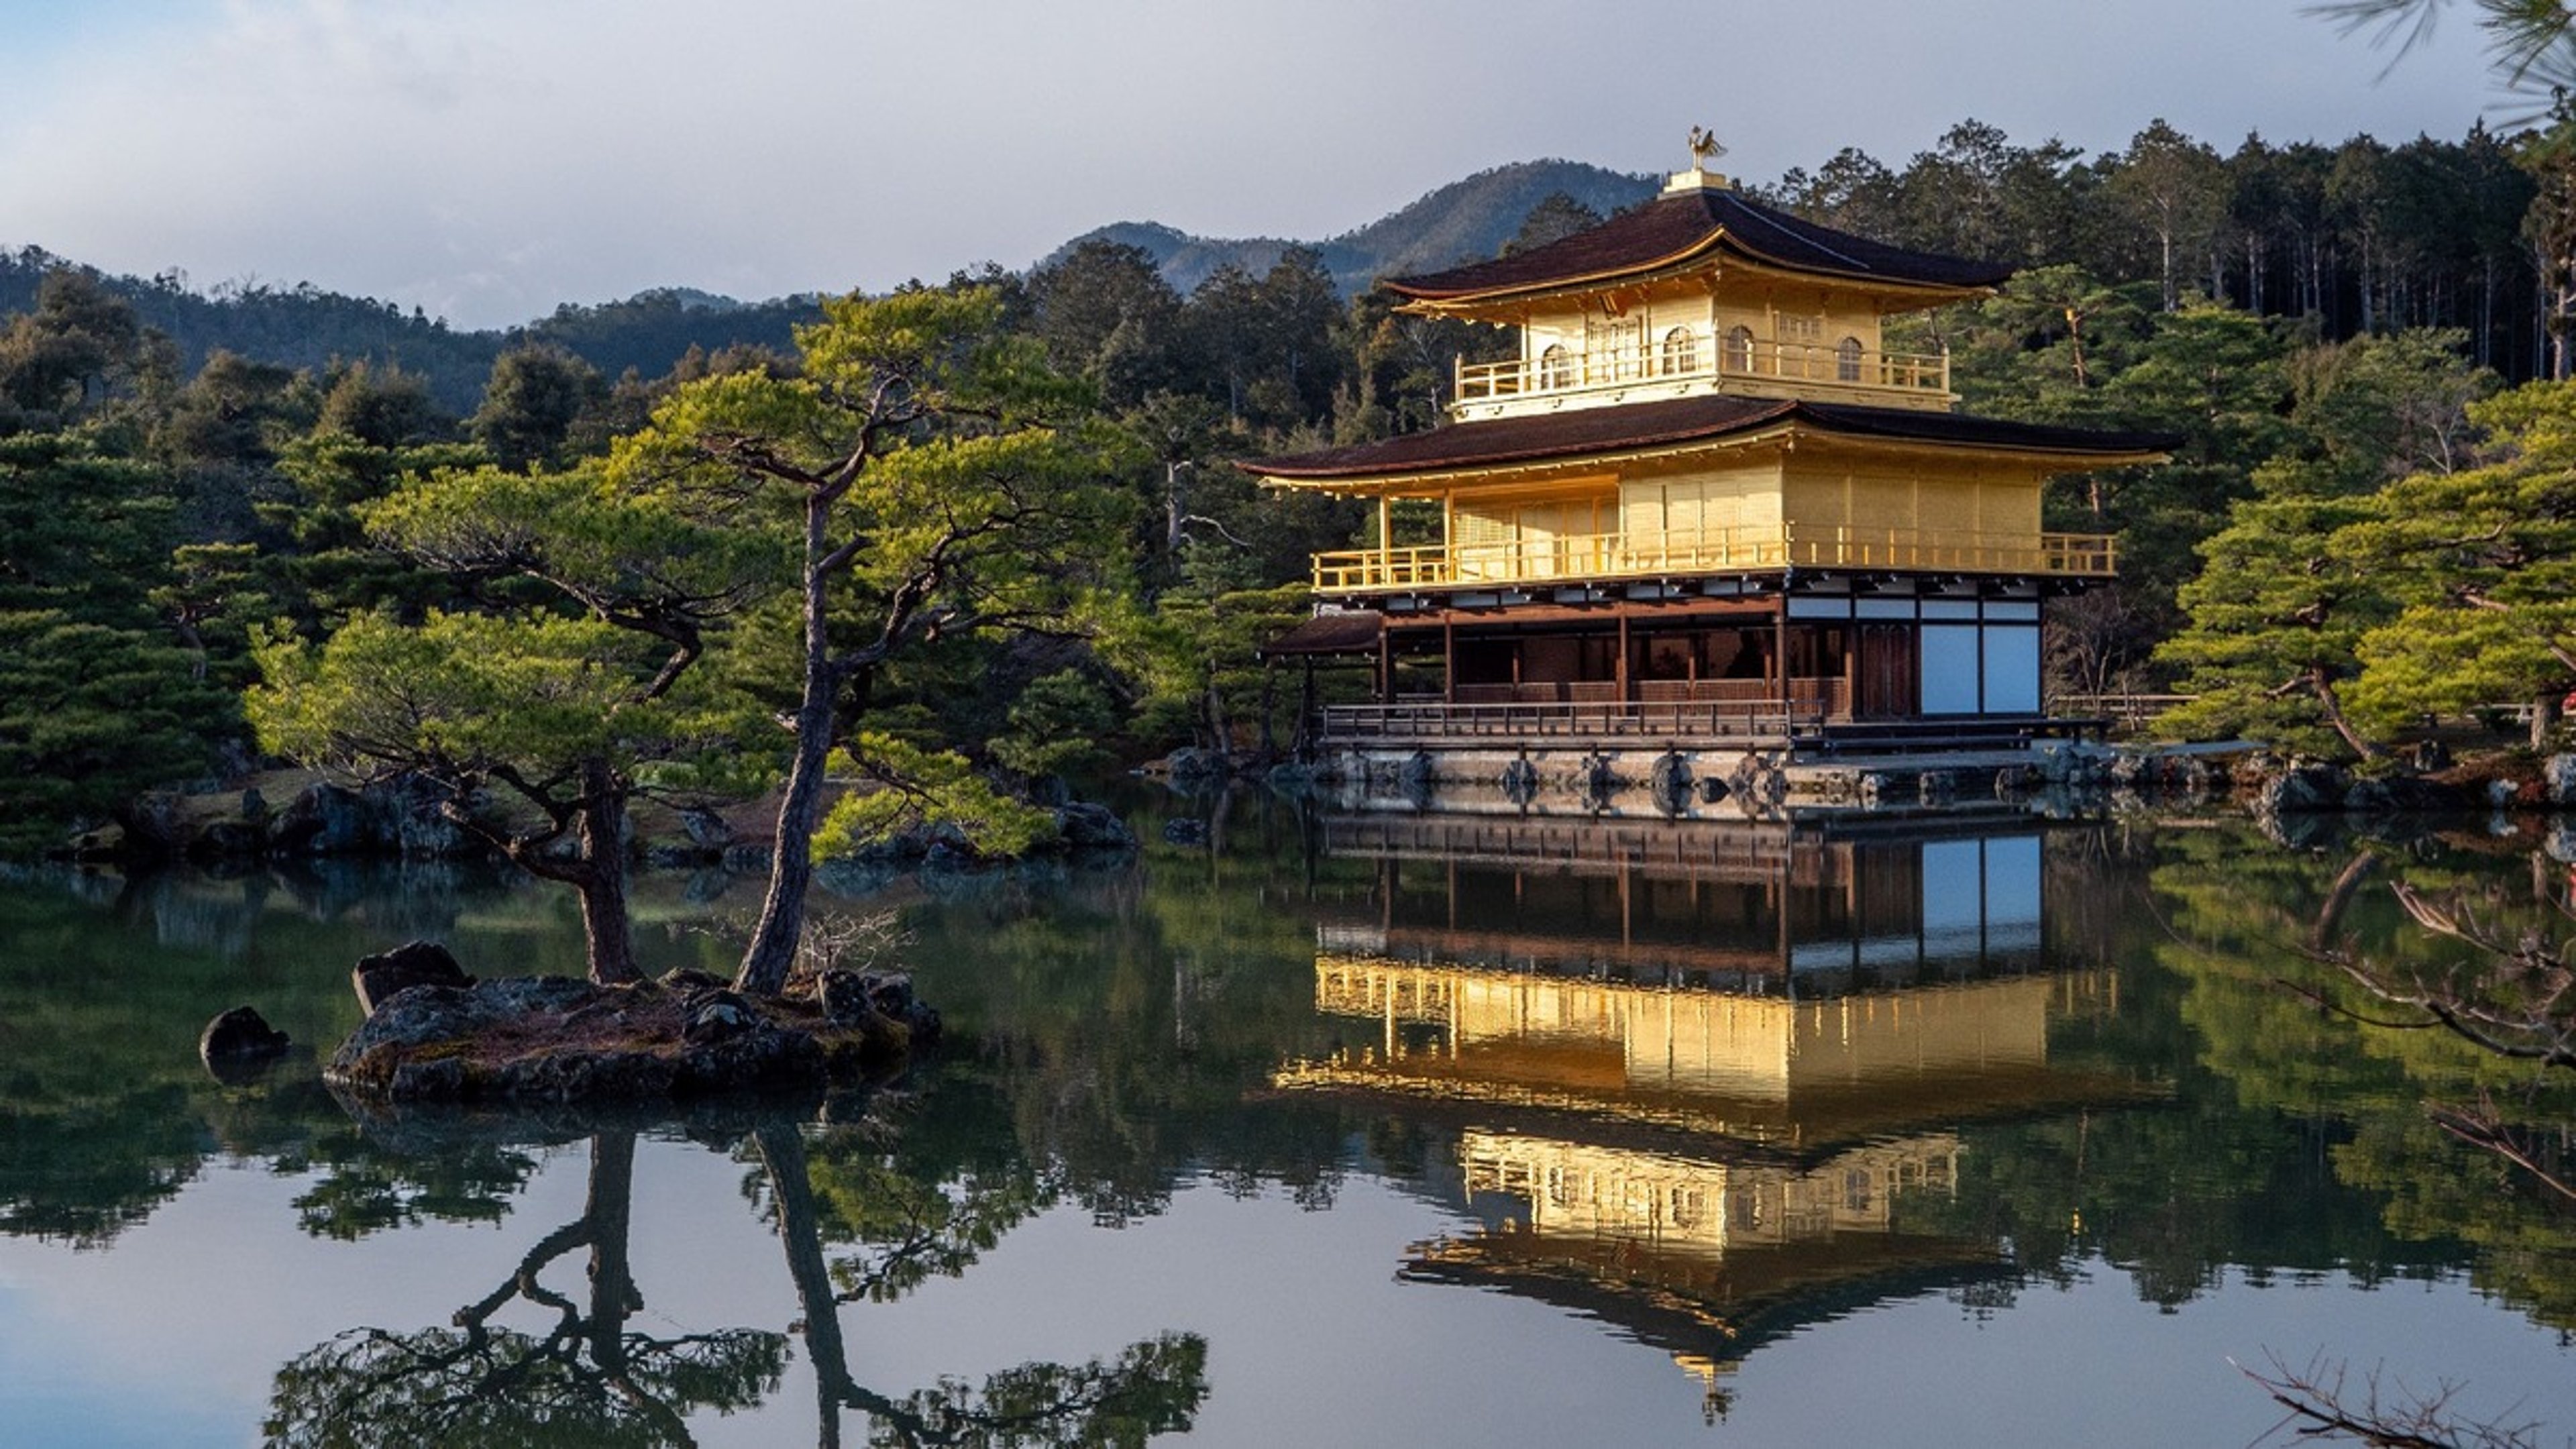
[1254, 423, 1809, 495]
[1244, 407, 2174, 496]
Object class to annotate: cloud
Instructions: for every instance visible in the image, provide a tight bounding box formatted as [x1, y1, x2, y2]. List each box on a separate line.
[0, 0, 2509, 331]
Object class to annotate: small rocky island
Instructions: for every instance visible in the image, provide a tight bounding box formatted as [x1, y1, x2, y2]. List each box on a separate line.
[322, 942, 939, 1106]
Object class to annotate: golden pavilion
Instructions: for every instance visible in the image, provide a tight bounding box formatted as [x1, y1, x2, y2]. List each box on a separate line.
[1251, 146, 2165, 761]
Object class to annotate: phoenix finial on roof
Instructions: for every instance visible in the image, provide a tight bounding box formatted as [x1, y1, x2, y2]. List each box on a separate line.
[1687, 125, 1727, 167]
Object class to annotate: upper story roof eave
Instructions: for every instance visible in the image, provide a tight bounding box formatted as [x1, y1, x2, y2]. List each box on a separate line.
[1381, 186, 2015, 311]
[1386, 243, 2002, 319]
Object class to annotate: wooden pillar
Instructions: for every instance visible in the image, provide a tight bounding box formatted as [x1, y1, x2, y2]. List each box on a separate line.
[1841, 624, 1858, 723]
[1443, 619, 1456, 703]
[1377, 631, 1392, 702]
[1616, 611, 1631, 701]
[1772, 594, 1789, 711]
[1377, 495, 1393, 586]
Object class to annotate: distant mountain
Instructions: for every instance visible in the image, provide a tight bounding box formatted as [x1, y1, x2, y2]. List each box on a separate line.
[1042, 158, 1661, 297]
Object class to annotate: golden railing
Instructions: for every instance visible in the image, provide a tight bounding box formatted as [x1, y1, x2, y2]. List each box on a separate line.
[1312, 524, 2116, 592]
[1455, 339, 1950, 404]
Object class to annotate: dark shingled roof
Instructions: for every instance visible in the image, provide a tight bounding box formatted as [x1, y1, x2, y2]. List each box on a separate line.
[1387, 186, 2014, 301]
[1244, 395, 2174, 482]
[1258, 610, 1384, 657]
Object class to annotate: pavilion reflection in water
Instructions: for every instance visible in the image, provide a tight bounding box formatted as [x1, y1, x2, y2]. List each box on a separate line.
[1275, 811, 2151, 1402]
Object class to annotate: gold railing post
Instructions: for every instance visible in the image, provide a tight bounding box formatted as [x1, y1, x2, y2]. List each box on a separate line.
[1376, 496, 1391, 589]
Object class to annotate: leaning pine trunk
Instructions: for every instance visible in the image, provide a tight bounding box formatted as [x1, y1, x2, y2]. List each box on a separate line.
[2308, 668, 2387, 762]
[737, 493, 839, 998]
[2534, 692, 2563, 753]
[737, 692, 832, 996]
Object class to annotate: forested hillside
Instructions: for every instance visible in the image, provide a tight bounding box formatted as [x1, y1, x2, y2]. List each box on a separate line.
[4, 110, 2574, 855]
[1758, 119, 2545, 378]
[0, 250, 816, 415]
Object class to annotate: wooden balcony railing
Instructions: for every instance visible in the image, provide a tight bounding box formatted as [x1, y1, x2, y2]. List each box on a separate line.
[1323, 679, 1846, 747]
[1313, 524, 2116, 592]
[1456, 338, 1950, 405]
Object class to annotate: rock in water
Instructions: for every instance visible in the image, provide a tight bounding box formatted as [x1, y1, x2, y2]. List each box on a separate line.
[816, 968, 942, 1044]
[1054, 801, 1136, 850]
[352, 940, 474, 1016]
[201, 1006, 290, 1083]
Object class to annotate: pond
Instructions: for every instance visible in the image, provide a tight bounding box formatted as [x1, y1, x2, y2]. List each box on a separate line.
[5, 796, 2576, 1446]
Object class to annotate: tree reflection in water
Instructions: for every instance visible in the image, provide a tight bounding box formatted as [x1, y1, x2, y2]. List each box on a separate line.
[266, 1129, 786, 1446]
[266, 1113, 1207, 1448]
[754, 1122, 1206, 1449]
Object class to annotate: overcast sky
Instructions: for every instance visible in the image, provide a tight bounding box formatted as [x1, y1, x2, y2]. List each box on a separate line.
[0, 0, 2510, 331]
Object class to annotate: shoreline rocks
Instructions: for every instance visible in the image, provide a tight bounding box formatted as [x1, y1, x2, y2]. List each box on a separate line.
[67, 771, 1137, 877]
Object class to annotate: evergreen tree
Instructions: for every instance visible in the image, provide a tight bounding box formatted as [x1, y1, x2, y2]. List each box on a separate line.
[2155, 466, 2393, 755]
[250, 464, 764, 984]
[469, 343, 602, 470]
[1499, 192, 1603, 255]
[2342, 379, 2576, 746]
[1024, 241, 1185, 409]
[0, 435, 233, 851]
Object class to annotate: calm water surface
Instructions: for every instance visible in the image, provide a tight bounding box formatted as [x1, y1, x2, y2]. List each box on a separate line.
[6, 798, 2576, 1446]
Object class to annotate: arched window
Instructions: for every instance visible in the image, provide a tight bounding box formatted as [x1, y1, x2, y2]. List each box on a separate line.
[1660, 327, 1699, 376]
[1537, 343, 1572, 390]
[1835, 335, 1864, 383]
[1722, 325, 1754, 375]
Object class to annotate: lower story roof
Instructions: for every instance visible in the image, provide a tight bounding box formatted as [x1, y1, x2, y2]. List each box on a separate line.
[1258, 610, 1384, 657]
[1244, 395, 2172, 484]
